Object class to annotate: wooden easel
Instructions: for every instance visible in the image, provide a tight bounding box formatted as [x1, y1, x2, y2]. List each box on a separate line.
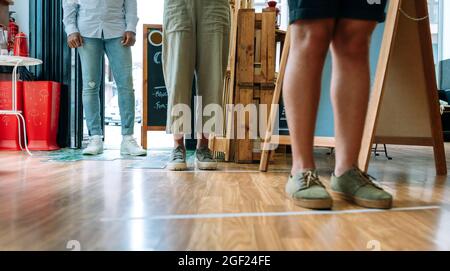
[260, 0, 447, 175]
[358, 0, 447, 175]
[141, 24, 165, 150]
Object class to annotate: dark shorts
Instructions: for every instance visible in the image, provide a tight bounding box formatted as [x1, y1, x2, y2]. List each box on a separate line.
[288, 0, 388, 24]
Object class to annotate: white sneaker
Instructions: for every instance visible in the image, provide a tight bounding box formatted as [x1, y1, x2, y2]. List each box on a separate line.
[121, 136, 147, 156]
[82, 135, 104, 155]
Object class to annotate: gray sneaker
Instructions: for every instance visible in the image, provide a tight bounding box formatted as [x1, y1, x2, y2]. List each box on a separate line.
[331, 167, 393, 209]
[167, 146, 187, 171]
[195, 147, 218, 170]
[285, 170, 333, 210]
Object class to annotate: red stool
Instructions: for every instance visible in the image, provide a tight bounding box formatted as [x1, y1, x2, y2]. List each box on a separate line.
[23, 81, 61, 151]
[0, 81, 24, 150]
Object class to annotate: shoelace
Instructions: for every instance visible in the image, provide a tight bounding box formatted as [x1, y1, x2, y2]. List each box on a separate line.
[126, 138, 140, 148]
[172, 147, 185, 160]
[355, 169, 383, 190]
[199, 148, 213, 160]
[300, 171, 325, 189]
[88, 137, 102, 145]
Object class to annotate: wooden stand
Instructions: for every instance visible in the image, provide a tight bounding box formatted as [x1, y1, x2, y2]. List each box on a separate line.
[210, 7, 285, 163]
[260, 0, 447, 175]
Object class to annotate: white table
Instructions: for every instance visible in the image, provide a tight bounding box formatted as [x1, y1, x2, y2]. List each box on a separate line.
[0, 55, 43, 155]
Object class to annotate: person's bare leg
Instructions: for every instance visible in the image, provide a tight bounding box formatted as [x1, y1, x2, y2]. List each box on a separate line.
[196, 133, 209, 149]
[330, 19, 376, 176]
[173, 134, 185, 149]
[283, 19, 335, 176]
[195, 133, 217, 170]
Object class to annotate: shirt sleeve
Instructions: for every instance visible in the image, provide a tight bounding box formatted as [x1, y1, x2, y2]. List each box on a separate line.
[124, 0, 139, 34]
[62, 0, 80, 36]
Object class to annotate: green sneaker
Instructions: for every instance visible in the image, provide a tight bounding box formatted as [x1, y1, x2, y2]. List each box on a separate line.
[195, 147, 218, 170]
[167, 146, 187, 171]
[331, 167, 393, 209]
[285, 170, 333, 210]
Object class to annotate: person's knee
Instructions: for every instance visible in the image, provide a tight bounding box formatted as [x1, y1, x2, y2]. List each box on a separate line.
[290, 20, 334, 56]
[332, 23, 375, 58]
[83, 80, 100, 94]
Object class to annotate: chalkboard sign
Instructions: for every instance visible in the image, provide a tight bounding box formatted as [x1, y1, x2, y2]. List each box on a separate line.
[143, 25, 167, 130]
[141, 24, 198, 149]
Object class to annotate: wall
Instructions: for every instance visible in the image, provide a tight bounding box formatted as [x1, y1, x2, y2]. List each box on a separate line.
[10, 0, 28, 35]
[315, 20, 386, 137]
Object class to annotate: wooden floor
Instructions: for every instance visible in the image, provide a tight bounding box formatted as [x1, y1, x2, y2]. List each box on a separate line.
[0, 144, 449, 251]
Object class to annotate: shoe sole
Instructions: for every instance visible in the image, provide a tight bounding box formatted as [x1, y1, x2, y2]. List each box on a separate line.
[292, 198, 333, 210]
[167, 162, 188, 171]
[120, 151, 147, 157]
[332, 190, 393, 209]
[288, 194, 333, 210]
[195, 160, 218, 171]
[82, 150, 104, 156]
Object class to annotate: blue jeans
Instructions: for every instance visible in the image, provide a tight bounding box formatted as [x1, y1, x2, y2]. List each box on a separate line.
[78, 37, 135, 136]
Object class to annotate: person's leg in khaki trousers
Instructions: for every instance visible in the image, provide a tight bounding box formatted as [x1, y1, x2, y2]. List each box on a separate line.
[163, 0, 230, 171]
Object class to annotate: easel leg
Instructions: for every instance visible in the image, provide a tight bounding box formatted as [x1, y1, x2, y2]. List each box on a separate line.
[141, 128, 148, 150]
[383, 144, 393, 160]
[433, 142, 447, 175]
[259, 28, 291, 172]
[259, 149, 271, 172]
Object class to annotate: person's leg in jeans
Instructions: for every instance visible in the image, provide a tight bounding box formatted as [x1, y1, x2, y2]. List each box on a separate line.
[163, 0, 196, 171]
[104, 37, 146, 156]
[194, 0, 230, 170]
[78, 37, 105, 155]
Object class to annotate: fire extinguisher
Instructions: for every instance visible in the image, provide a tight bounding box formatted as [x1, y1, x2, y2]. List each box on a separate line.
[8, 11, 19, 53]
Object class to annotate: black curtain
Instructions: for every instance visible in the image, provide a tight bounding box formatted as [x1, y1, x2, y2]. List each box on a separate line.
[29, 0, 83, 148]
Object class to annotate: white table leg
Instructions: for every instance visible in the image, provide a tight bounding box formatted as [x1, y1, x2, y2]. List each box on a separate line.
[12, 61, 32, 156]
[15, 114, 24, 151]
[17, 113, 32, 156]
[12, 61, 21, 112]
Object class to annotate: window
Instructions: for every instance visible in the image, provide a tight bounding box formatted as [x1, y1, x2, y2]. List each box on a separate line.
[428, 0, 441, 64]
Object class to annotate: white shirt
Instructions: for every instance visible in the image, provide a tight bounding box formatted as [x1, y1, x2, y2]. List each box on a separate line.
[63, 0, 139, 39]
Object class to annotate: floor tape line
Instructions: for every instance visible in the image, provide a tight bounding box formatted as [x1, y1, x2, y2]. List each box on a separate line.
[121, 170, 291, 173]
[99, 205, 441, 222]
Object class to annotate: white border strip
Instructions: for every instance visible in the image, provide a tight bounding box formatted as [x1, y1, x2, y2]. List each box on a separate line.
[100, 205, 440, 222]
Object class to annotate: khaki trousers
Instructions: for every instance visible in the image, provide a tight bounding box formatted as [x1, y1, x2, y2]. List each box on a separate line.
[163, 0, 230, 134]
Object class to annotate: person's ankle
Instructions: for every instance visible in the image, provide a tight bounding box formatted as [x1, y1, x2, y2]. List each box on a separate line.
[334, 165, 355, 178]
[196, 144, 208, 150]
[122, 135, 134, 141]
[291, 167, 316, 176]
[174, 144, 186, 150]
